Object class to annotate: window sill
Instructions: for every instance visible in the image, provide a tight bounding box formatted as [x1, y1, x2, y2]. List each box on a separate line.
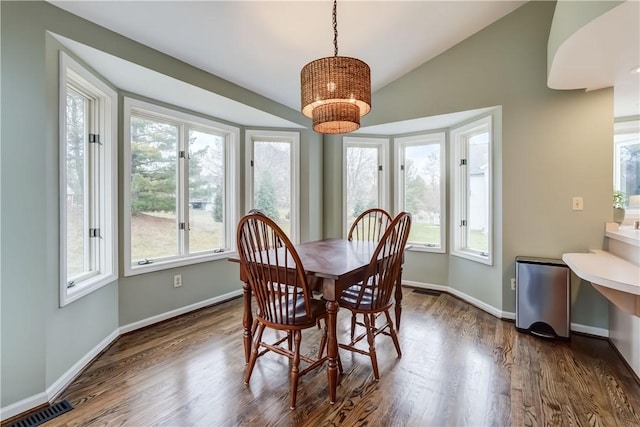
[451, 249, 492, 266]
[605, 222, 640, 247]
[407, 245, 446, 254]
[124, 251, 235, 277]
[61, 273, 117, 307]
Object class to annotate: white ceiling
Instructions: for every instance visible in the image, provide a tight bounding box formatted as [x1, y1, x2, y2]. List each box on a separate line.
[547, 0, 640, 118]
[48, 0, 639, 134]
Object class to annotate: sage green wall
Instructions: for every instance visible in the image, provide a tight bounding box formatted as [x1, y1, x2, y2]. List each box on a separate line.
[1, 0, 615, 415]
[1, 0, 322, 410]
[324, 1, 611, 325]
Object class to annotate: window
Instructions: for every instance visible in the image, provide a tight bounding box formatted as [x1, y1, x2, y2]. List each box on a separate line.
[451, 116, 492, 265]
[395, 133, 446, 252]
[59, 53, 117, 306]
[124, 98, 240, 275]
[614, 120, 640, 198]
[245, 130, 300, 242]
[343, 137, 390, 234]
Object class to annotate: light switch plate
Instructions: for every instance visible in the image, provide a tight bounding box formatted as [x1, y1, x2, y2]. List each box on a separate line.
[572, 196, 584, 211]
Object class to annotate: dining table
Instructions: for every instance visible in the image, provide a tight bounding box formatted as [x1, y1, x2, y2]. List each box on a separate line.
[230, 237, 407, 404]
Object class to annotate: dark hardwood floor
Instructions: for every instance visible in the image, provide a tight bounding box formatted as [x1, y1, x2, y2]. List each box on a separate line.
[37, 288, 640, 426]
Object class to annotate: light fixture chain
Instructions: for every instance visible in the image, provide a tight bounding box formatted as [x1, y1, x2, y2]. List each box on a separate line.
[333, 0, 338, 56]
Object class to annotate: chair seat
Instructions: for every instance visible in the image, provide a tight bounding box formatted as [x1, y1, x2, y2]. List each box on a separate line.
[257, 296, 326, 327]
[339, 283, 380, 311]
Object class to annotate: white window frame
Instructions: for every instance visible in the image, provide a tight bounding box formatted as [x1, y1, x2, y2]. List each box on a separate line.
[395, 132, 446, 253]
[123, 97, 240, 276]
[244, 130, 300, 243]
[614, 119, 640, 195]
[450, 115, 493, 265]
[59, 52, 118, 306]
[342, 136, 390, 235]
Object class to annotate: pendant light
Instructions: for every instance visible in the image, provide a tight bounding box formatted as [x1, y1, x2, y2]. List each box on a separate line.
[300, 0, 371, 134]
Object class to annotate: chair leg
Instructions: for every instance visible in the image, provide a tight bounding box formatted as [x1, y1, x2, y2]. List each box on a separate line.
[245, 323, 265, 384]
[363, 314, 380, 381]
[384, 310, 402, 358]
[290, 330, 302, 410]
[350, 313, 357, 342]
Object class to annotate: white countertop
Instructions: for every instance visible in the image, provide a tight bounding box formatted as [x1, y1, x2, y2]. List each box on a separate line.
[605, 223, 640, 247]
[562, 250, 640, 296]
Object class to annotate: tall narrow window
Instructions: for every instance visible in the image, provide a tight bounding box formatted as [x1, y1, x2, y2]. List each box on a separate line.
[451, 116, 493, 265]
[395, 133, 446, 252]
[614, 120, 640, 198]
[124, 98, 239, 275]
[60, 53, 117, 306]
[245, 130, 299, 242]
[343, 137, 389, 234]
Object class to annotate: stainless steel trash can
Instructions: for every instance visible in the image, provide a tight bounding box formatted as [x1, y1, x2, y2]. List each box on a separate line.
[515, 256, 570, 339]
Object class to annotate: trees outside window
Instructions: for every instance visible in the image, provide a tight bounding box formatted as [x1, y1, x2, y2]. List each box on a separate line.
[395, 133, 445, 252]
[59, 53, 117, 306]
[124, 98, 239, 275]
[343, 137, 389, 235]
[245, 130, 299, 242]
[614, 120, 640, 198]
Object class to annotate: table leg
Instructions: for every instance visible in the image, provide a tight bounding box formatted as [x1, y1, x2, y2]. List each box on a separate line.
[242, 281, 253, 364]
[394, 268, 403, 330]
[326, 299, 339, 404]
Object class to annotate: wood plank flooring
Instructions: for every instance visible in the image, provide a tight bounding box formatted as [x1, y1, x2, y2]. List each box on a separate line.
[34, 288, 640, 426]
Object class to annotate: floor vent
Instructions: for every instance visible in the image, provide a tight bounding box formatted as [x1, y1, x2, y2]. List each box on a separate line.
[412, 288, 441, 297]
[8, 400, 73, 427]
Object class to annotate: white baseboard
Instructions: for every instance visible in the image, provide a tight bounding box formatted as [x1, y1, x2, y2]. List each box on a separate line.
[404, 280, 609, 338]
[570, 322, 609, 338]
[47, 329, 120, 400]
[1, 290, 243, 422]
[0, 391, 48, 422]
[119, 289, 242, 334]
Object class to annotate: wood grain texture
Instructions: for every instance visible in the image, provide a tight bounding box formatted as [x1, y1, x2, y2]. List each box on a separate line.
[26, 288, 640, 427]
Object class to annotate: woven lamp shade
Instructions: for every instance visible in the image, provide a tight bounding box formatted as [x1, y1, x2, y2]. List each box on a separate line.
[301, 56, 371, 134]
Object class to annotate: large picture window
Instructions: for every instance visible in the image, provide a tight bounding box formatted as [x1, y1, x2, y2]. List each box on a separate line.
[451, 116, 493, 265]
[124, 98, 239, 275]
[59, 53, 117, 306]
[395, 133, 446, 252]
[245, 130, 299, 242]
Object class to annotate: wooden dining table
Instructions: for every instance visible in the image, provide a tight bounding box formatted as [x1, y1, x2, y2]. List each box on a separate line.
[230, 238, 407, 404]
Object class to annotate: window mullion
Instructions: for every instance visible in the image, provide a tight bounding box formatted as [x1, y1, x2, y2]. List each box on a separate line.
[178, 125, 188, 256]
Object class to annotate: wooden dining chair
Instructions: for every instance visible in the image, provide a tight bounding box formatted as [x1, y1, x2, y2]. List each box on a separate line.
[338, 212, 412, 381]
[347, 208, 393, 243]
[345, 208, 393, 338]
[237, 213, 329, 409]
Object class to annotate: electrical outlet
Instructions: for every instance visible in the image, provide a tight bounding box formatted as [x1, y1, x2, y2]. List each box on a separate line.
[173, 274, 182, 288]
[511, 278, 516, 290]
[572, 196, 584, 211]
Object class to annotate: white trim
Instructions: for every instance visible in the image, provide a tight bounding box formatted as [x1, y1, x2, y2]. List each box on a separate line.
[119, 289, 242, 334]
[450, 115, 493, 266]
[0, 392, 48, 422]
[46, 329, 120, 401]
[394, 132, 447, 253]
[405, 280, 609, 338]
[122, 97, 240, 276]
[342, 136, 390, 235]
[244, 129, 300, 243]
[59, 52, 118, 307]
[405, 280, 505, 318]
[1, 291, 243, 421]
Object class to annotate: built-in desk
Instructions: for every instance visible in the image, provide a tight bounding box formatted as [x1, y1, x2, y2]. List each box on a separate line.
[564, 223, 640, 378]
[563, 250, 640, 316]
